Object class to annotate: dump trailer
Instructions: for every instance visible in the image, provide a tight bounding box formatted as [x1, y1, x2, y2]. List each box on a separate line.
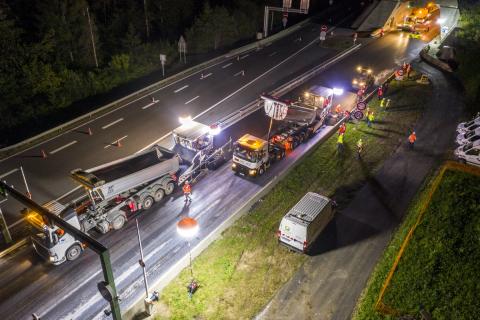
[70, 145, 180, 234]
[232, 90, 334, 177]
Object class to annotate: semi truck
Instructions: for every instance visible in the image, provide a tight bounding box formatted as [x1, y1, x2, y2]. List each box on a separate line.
[26, 120, 231, 264]
[232, 88, 334, 177]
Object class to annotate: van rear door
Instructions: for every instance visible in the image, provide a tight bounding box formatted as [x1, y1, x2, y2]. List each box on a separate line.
[279, 218, 306, 252]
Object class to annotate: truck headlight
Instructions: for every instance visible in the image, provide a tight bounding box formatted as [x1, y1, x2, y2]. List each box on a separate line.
[232, 163, 237, 169]
[49, 256, 55, 262]
[249, 169, 257, 176]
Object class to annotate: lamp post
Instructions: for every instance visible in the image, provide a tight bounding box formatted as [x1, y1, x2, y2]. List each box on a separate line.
[177, 217, 199, 298]
[176, 217, 199, 279]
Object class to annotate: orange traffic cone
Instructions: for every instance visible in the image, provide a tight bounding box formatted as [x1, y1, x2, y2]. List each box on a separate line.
[87, 127, 93, 135]
[116, 139, 122, 147]
[41, 149, 48, 159]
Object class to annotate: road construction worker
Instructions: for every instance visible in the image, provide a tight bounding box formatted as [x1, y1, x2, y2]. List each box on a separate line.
[408, 131, 417, 149]
[377, 85, 384, 100]
[367, 112, 375, 127]
[344, 110, 351, 122]
[337, 133, 344, 153]
[356, 138, 363, 159]
[183, 181, 192, 202]
[335, 104, 342, 115]
[338, 123, 346, 135]
[406, 63, 412, 79]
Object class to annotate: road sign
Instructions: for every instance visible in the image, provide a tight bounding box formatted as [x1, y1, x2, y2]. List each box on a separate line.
[283, 11, 288, 18]
[178, 36, 187, 63]
[354, 110, 364, 120]
[263, 96, 289, 120]
[395, 69, 404, 80]
[356, 101, 367, 110]
[282, 16, 288, 28]
[283, 0, 292, 8]
[320, 31, 326, 41]
[159, 54, 166, 77]
[321, 25, 328, 32]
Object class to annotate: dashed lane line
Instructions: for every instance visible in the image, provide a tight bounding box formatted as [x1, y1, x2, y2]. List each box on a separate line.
[185, 96, 200, 105]
[174, 85, 189, 93]
[101, 118, 124, 130]
[269, 51, 277, 57]
[50, 141, 78, 155]
[222, 63, 233, 68]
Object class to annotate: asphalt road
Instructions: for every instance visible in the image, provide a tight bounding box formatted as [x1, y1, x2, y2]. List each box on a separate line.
[256, 61, 463, 320]
[0, 30, 426, 320]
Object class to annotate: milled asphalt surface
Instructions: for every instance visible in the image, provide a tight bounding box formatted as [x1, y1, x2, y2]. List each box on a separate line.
[256, 61, 464, 319]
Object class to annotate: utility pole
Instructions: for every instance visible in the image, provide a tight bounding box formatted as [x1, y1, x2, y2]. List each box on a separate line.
[144, 0, 150, 39]
[86, 6, 99, 68]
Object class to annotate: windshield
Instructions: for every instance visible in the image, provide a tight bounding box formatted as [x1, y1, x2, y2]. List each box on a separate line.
[470, 135, 480, 142]
[465, 120, 474, 127]
[234, 144, 262, 162]
[467, 124, 479, 131]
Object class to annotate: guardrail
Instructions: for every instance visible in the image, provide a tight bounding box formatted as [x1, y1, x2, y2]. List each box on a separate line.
[0, 17, 315, 159]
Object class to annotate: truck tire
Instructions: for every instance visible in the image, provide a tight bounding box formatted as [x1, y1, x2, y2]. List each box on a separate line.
[153, 188, 165, 202]
[259, 166, 265, 175]
[66, 244, 82, 261]
[111, 214, 126, 230]
[142, 196, 154, 210]
[164, 182, 175, 195]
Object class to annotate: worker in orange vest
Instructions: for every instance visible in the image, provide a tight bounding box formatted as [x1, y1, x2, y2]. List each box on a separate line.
[338, 122, 346, 135]
[408, 131, 417, 149]
[183, 181, 192, 203]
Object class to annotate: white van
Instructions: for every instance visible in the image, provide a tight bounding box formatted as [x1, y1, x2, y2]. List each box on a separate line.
[277, 192, 335, 253]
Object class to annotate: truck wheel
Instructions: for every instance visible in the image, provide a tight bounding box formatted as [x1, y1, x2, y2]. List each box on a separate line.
[259, 166, 265, 175]
[153, 188, 165, 202]
[164, 182, 175, 195]
[142, 196, 154, 210]
[111, 214, 126, 230]
[66, 244, 82, 261]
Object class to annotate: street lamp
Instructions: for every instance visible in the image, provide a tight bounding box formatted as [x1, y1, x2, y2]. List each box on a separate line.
[177, 217, 199, 298]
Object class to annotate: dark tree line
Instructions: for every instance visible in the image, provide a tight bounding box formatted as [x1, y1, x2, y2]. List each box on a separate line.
[0, 0, 264, 143]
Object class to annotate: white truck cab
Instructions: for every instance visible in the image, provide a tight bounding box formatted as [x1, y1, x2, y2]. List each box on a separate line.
[27, 201, 83, 265]
[277, 192, 335, 253]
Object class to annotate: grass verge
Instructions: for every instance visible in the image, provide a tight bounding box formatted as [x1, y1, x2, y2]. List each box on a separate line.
[156, 76, 430, 320]
[353, 168, 480, 320]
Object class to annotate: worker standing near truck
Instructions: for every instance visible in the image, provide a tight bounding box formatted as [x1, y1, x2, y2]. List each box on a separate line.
[183, 181, 192, 203]
[408, 131, 417, 149]
[337, 133, 344, 153]
[356, 138, 364, 159]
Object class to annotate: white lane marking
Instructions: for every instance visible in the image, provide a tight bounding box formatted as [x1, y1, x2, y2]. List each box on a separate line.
[104, 135, 128, 149]
[234, 71, 244, 77]
[101, 118, 124, 130]
[174, 85, 189, 93]
[192, 36, 320, 121]
[0, 168, 19, 179]
[49, 141, 78, 155]
[202, 72, 212, 79]
[185, 96, 200, 105]
[142, 102, 156, 110]
[222, 62, 233, 69]
[266, 42, 272, 47]
[239, 54, 249, 60]
[269, 51, 277, 57]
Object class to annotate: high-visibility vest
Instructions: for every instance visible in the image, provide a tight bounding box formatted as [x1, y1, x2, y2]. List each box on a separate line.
[337, 134, 344, 144]
[368, 113, 374, 121]
[183, 184, 191, 194]
[409, 134, 416, 143]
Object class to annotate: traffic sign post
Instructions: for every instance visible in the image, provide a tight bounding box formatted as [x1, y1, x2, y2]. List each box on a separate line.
[178, 36, 187, 64]
[356, 101, 367, 111]
[282, 16, 288, 28]
[321, 25, 328, 32]
[353, 32, 358, 44]
[159, 54, 166, 77]
[320, 30, 326, 42]
[354, 110, 364, 120]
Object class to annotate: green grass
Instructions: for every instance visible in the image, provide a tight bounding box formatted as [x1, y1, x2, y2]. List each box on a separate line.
[353, 170, 480, 320]
[155, 77, 430, 320]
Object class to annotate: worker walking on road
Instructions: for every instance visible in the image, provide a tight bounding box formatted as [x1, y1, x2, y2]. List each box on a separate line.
[408, 131, 417, 149]
[337, 133, 344, 154]
[183, 181, 192, 203]
[356, 138, 364, 159]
